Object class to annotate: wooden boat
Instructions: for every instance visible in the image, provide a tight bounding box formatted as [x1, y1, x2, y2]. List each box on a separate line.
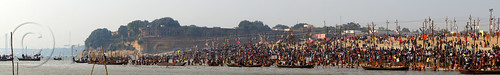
[73, 59, 87, 63]
[106, 62, 127, 65]
[277, 64, 314, 68]
[87, 60, 98, 64]
[361, 65, 409, 70]
[18, 58, 41, 61]
[263, 63, 271, 67]
[74, 60, 87, 63]
[53, 57, 62, 60]
[459, 69, 500, 74]
[208, 63, 221, 66]
[0, 58, 13, 61]
[227, 63, 242, 67]
[243, 64, 262, 67]
[96, 61, 127, 65]
[157, 62, 186, 66]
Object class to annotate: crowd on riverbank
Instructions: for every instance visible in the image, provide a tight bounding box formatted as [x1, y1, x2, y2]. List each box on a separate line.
[79, 34, 500, 71]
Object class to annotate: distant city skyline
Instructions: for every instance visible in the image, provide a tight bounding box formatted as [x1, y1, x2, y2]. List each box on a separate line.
[1, 0, 499, 48]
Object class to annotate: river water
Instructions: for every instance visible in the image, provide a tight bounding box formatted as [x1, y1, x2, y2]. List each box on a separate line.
[0, 60, 461, 75]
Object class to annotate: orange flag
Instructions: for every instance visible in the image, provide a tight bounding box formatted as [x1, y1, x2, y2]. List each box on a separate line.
[487, 34, 490, 39]
[423, 35, 428, 40]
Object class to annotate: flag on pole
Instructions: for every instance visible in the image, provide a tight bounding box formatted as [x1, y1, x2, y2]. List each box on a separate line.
[423, 35, 428, 40]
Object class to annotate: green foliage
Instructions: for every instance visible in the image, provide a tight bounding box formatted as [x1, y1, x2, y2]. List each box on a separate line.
[85, 28, 112, 49]
[292, 23, 309, 29]
[359, 27, 369, 32]
[185, 26, 200, 37]
[340, 22, 361, 30]
[402, 28, 410, 32]
[237, 20, 271, 31]
[118, 25, 128, 37]
[150, 17, 180, 28]
[127, 20, 149, 36]
[272, 24, 289, 29]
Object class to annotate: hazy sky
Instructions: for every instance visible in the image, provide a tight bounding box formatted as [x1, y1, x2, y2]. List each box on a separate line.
[1, 0, 499, 48]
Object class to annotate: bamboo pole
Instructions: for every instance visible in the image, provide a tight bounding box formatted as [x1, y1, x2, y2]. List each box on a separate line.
[90, 49, 95, 75]
[16, 62, 18, 75]
[90, 63, 95, 75]
[10, 32, 14, 75]
[101, 46, 108, 75]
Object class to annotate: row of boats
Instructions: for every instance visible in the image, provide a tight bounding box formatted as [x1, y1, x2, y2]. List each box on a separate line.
[0, 57, 63, 61]
[3, 55, 496, 74]
[71, 58, 500, 74]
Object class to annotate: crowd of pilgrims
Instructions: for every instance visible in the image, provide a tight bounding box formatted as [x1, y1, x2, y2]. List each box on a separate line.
[86, 34, 500, 71]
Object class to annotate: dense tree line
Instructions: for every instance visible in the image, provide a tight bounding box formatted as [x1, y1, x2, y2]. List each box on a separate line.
[85, 28, 112, 49]
[86, 17, 409, 50]
[85, 17, 276, 50]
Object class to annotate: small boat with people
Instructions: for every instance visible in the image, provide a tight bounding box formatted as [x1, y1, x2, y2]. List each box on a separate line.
[74, 59, 87, 63]
[226, 63, 241, 67]
[53, 57, 62, 60]
[18, 58, 41, 61]
[0, 55, 13, 61]
[73, 58, 88, 63]
[104, 62, 127, 65]
[243, 64, 262, 67]
[226, 63, 262, 67]
[277, 64, 315, 68]
[157, 62, 186, 66]
[0, 58, 13, 61]
[95, 61, 128, 65]
[18, 54, 41, 61]
[19, 49, 43, 61]
[361, 65, 409, 70]
[458, 69, 500, 74]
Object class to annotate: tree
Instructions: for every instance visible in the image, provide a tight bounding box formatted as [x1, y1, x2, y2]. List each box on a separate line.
[184, 25, 200, 37]
[127, 20, 149, 36]
[272, 24, 289, 29]
[402, 28, 410, 32]
[150, 17, 180, 28]
[118, 25, 128, 37]
[292, 23, 309, 29]
[85, 28, 112, 49]
[340, 22, 361, 30]
[237, 20, 271, 31]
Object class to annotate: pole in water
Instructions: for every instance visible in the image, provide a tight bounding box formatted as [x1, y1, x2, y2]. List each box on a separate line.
[90, 48, 95, 75]
[16, 62, 18, 75]
[90, 62, 95, 75]
[10, 32, 14, 75]
[101, 46, 108, 75]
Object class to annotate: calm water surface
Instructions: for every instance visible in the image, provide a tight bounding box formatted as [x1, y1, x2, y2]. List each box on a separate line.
[0, 60, 461, 75]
